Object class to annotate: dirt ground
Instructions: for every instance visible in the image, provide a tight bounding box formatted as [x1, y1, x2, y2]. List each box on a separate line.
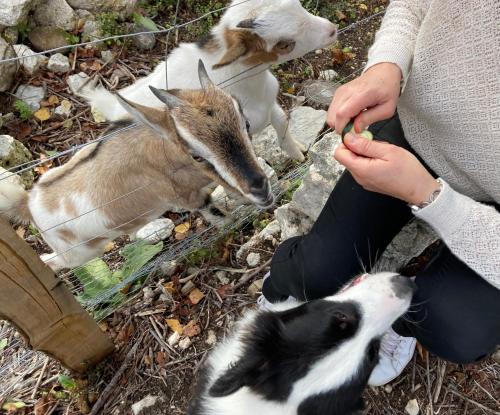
[0, 0, 498, 414]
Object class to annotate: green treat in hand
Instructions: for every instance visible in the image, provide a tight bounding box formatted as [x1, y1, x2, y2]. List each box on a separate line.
[342, 121, 374, 143]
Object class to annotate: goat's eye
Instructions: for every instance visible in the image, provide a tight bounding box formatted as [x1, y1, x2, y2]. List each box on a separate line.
[275, 39, 296, 54]
[192, 155, 205, 163]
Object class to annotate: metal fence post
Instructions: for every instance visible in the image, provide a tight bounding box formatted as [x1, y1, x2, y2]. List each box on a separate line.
[0, 218, 114, 373]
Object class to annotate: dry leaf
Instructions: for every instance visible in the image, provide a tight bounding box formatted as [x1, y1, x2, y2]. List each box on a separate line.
[15, 227, 25, 239]
[175, 232, 187, 240]
[216, 284, 233, 299]
[359, 3, 368, 11]
[155, 351, 168, 366]
[103, 241, 115, 253]
[48, 95, 60, 105]
[144, 354, 152, 366]
[188, 288, 205, 305]
[335, 9, 347, 20]
[183, 320, 201, 338]
[33, 154, 53, 175]
[175, 222, 191, 234]
[164, 281, 176, 294]
[34, 107, 51, 121]
[166, 319, 184, 335]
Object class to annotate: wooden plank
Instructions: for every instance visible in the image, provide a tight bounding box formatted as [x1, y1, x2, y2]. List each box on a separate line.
[0, 218, 114, 373]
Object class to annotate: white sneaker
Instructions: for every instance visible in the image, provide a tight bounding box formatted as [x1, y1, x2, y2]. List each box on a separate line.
[257, 272, 298, 311]
[368, 327, 416, 386]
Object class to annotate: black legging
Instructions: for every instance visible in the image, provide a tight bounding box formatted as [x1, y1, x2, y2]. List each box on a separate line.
[263, 115, 500, 364]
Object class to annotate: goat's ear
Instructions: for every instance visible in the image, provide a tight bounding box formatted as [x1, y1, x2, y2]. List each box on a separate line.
[213, 29, 250, 69]
[236, 18, 258, 29]
[149, 86, 186, 109]
[198, 59, 214, 89]
[115, 93, 166, 136]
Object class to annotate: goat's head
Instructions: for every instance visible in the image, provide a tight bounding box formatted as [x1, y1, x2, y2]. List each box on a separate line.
[115, 60, 274, 209]
[211, 0, 337, 68]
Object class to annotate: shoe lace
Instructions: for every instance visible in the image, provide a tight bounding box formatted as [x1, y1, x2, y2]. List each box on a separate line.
[379, 331, 402, 358]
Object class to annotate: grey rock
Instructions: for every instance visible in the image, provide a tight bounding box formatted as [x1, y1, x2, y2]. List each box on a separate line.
[160, 259, 178, 277]
[319, 69, 338, 81]
[34, 0, 77, 31]
[54, 99, 72, 116]
[205, 330, 217, 346]
[178, 337, 192, 350]
[28, 26, 71, 52]
[309, 132, 343, 180]
[135, 218, 175, 244]
[377, 221, 438, 273]
[3, 27, 19, 44]
[302, 79, 339, 108]
[0, 135, 34, 188]
[0, 37, 17, 92]
[291, 166, 338, 220]
[275, 204, 313, 240]
[13, 44, 47, 74]
[66, 0, 137, 17]
[246, 252, 261, 267]
[405, 399, 420, 415]
[130, 24, 156, 50]
[167, 331, 180, 347]
[67, 71, 92, 95]
[0, 166, 23, 189]
[100, 49, 114, 63]
[215, 270, 230, 285]
[0, 0, 36, 27]
[81, 19, 101, 41]
[247, 278, 264, 297]
[15, 84, 46, 111]
[253, 106, 326, 167]
[210, 186, 245, 216]
[236, 220, 280, 260]
[47, 53, 71, 72]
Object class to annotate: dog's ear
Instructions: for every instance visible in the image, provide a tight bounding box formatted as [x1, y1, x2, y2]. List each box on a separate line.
[209, 354, 268, 397]
[209, 312, 284, 397]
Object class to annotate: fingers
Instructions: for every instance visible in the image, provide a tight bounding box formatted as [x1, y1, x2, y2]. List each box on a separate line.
[343, 133, 393, 159]
[353, 101, 396, 132]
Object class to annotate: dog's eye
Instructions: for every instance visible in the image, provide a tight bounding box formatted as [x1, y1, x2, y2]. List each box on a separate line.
[275, 39, 296, 54]
[334, 312, 347, 321]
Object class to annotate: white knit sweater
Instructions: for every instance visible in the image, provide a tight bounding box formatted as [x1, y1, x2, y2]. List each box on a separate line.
[365, 0, 500, 289]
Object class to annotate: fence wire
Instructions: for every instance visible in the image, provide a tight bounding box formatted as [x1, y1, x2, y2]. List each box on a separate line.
[0, 1, 386, 400]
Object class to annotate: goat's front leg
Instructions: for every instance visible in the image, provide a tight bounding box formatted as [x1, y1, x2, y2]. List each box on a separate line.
[271, 102, 306, 162]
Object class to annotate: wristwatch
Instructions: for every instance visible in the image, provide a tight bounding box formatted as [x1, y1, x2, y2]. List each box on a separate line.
[409, 179, 443, 212]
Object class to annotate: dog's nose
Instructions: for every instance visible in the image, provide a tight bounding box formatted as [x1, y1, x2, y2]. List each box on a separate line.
[391, 274, 417, 299]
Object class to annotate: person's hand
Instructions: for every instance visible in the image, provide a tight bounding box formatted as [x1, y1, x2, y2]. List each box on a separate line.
[327, 63, 402, 134]
[335, 133, 440, 205]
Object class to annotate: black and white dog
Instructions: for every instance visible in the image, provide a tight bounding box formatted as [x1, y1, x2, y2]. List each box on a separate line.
[187, 272, 415, 415]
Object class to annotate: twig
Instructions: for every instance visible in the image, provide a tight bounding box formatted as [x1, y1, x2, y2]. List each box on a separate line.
[446, 387, 500, 415]
[89, 335, 143, 415]
[433, 360, 447, 403]
[233, 259, 271, 290]
[473, 380, 500, 407]
[30, 356, 49, 399]
[71, 47, 78, 71]
[426, 356, 434, 414]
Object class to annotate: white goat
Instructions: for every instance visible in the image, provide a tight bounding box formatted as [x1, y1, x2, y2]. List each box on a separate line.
[0, 61, 273, 272]
[85, 0, 338, 162]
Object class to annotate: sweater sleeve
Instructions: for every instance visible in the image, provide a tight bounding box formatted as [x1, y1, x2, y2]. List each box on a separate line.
[414, 180, 500, 290]
[365, 0, 431, 81]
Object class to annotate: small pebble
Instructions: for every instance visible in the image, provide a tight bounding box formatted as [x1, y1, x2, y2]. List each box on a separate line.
[179, 337, 192, 350]
[384, 384, 392, 394]
[246, 252, 261, 267]
[167, 332, 180, 347]
[205, 330, 217, 346]
[215, 270, 230, 285]
[405, 399, 420, 415]
[247, 279, 264, 297]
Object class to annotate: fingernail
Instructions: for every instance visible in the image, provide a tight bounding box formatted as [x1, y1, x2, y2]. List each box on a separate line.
[344, 133, 359, 145]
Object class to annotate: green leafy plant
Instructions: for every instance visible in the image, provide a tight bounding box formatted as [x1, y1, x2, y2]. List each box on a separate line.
[74, 240, 163, 308]
[132, 12, 159, 31]
[58, 374, 77, 390]
[97, 12, 127, 45]
[14, 100, 33, 121]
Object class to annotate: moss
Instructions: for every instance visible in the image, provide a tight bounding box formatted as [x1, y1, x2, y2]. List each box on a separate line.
[0, 136, 34, 188]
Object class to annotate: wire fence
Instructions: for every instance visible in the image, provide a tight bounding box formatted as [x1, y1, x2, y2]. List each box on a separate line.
[0, 0, 385, 399]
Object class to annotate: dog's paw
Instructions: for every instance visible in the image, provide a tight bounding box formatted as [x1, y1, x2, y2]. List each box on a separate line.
[281, 137, 306, 162]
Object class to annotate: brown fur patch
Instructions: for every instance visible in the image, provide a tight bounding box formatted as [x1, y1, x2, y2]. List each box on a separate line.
[197, 33, 220, 52]
[214, 28, 278, 69]
[64, 198, 77, 218]
[57, 228, 77, 243]
[87, 236, 109, 249]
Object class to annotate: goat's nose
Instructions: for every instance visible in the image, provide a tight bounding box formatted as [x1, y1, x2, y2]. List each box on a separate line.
[250, 175, 266, 193]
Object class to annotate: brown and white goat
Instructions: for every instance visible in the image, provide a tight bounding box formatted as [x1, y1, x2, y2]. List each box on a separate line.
[0, 61, 273, 272]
